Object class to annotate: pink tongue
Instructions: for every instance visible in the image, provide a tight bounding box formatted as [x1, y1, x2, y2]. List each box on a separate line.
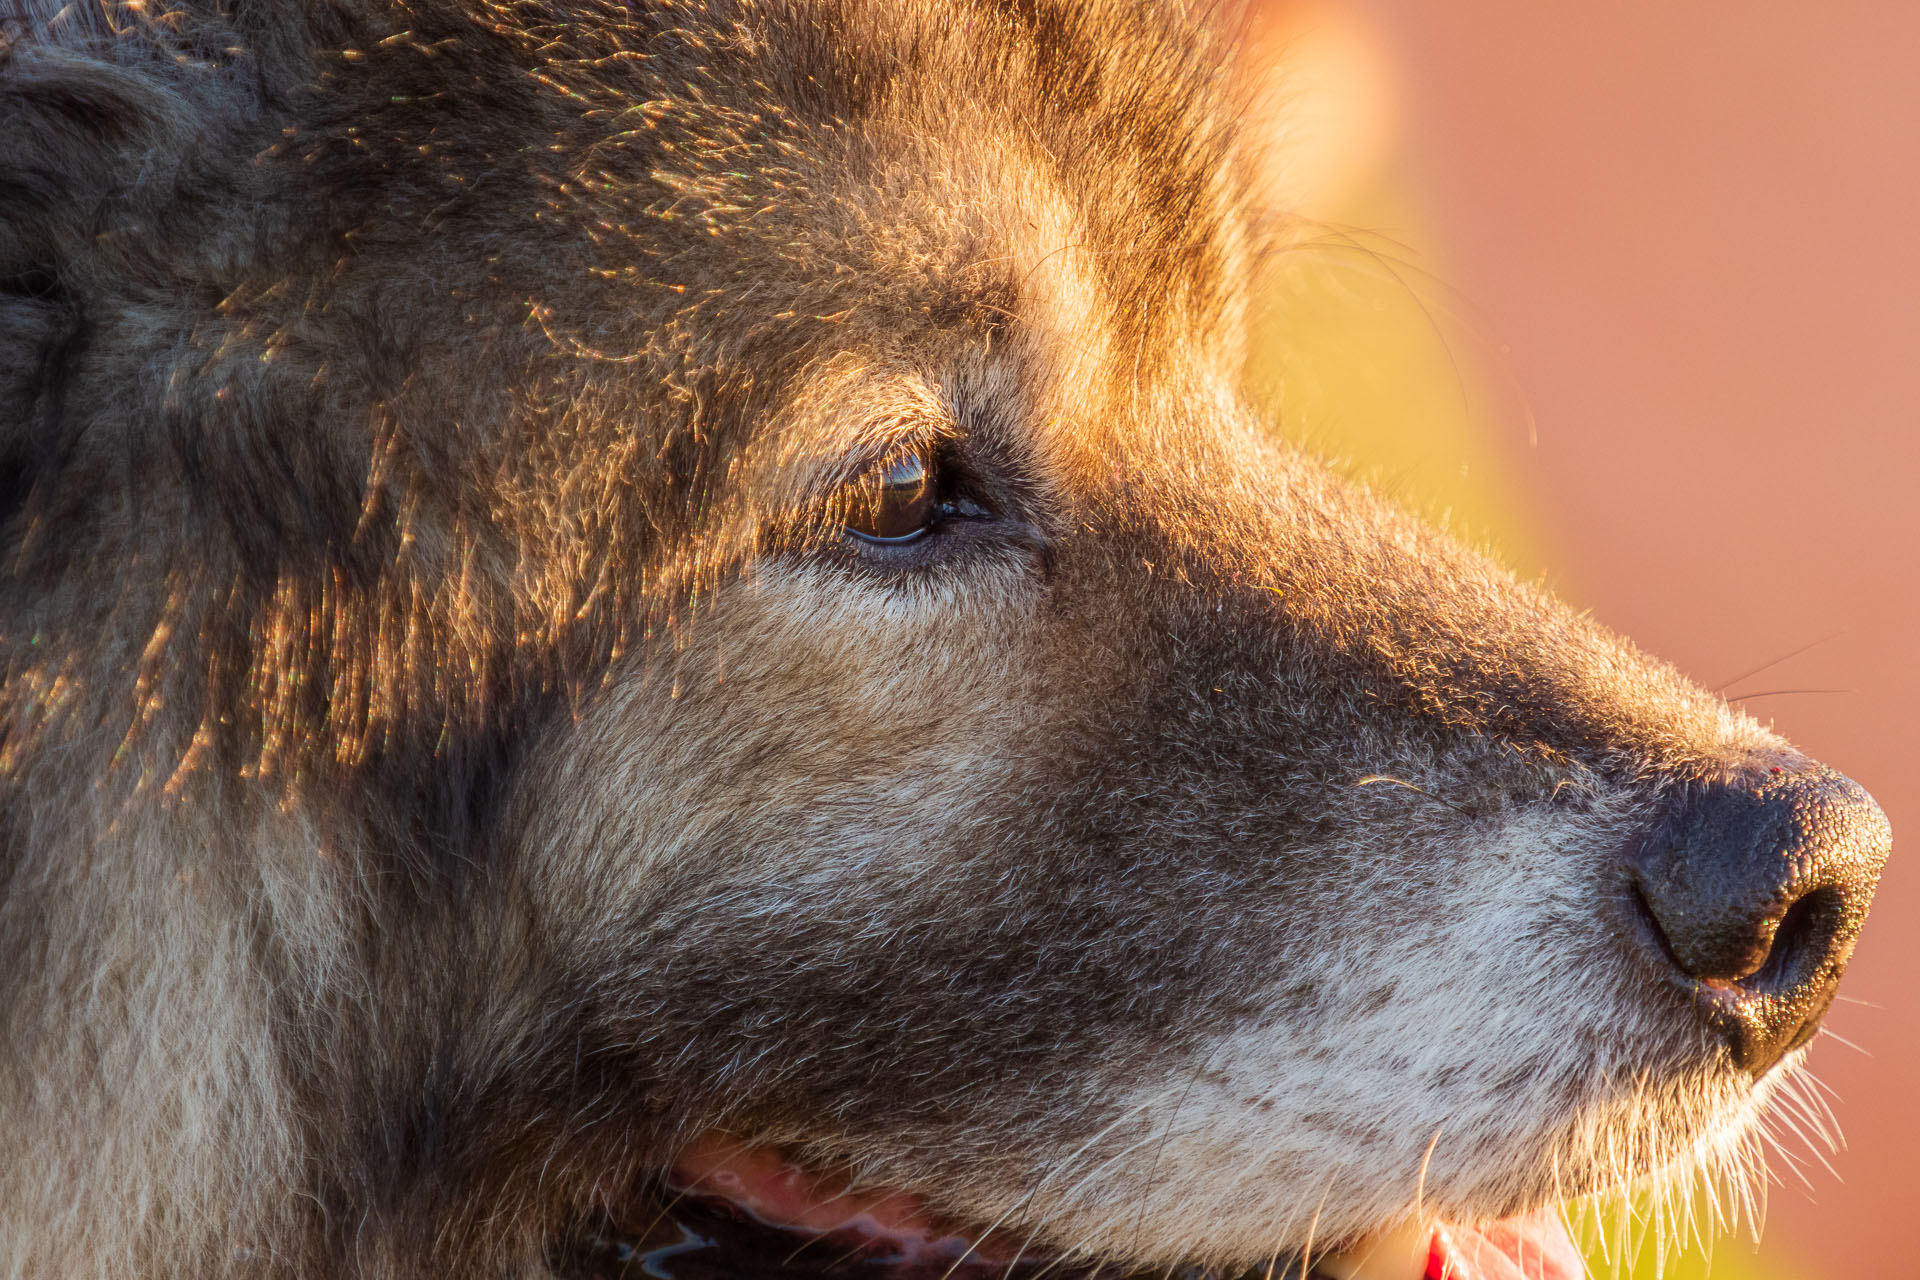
[1426, 1211, 1586, 1280]
[670, 1135, 1008, 1266]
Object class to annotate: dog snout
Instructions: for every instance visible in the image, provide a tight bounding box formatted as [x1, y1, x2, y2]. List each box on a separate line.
[1627, 760, 1891, 1075]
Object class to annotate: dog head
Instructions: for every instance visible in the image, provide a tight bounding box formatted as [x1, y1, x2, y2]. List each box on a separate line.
[0, 2, 1888, 1276]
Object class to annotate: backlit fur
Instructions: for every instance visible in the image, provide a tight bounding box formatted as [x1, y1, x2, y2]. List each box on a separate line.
[0, 2, 1838, 1275]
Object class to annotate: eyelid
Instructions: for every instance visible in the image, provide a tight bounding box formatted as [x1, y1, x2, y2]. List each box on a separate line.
[846, 524, 932, 547]
[832, 427, 948, 498]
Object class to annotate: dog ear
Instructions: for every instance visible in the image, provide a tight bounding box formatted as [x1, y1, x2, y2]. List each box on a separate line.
[0, 7, 138, 525]
[0, 265, 79, 524]
[0, 3, 323, 539]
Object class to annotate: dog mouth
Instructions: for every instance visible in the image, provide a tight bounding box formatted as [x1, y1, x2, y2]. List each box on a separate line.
[558, 1135, 1585, 1280]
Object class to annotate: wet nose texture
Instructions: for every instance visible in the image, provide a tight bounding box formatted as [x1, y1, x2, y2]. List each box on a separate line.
[1630, 762, 1891, 1076]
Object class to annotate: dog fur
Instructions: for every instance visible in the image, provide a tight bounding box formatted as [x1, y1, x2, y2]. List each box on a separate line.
[0, 1, 1874, 1276]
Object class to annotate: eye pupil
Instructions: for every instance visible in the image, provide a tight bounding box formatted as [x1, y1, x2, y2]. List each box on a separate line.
[846, 453, 936, 543]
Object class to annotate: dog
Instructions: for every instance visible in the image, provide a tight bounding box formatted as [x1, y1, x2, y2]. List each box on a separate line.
[0, 2, 1890, 1277]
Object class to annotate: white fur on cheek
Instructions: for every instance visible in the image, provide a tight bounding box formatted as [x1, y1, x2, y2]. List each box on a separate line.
[518, 556, 1047, 947]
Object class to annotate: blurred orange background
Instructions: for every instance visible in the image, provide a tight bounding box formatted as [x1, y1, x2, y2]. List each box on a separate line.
[1242, 3, 1919, 1277]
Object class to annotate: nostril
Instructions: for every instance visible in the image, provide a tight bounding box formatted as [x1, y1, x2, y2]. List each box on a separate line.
[1734, 886, 1841, 998]
[1627, 878, 1687, 978]
[1623, 873, 1823, 994]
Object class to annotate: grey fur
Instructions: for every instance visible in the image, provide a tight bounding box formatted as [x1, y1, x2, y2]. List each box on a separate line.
[0, 2, 1881, 1276]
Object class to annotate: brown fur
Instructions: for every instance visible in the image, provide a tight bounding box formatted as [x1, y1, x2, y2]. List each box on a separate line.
[0, 2, 1881, 1276]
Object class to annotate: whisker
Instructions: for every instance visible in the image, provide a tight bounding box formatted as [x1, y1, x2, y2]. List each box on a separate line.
[1831, 993, 1883, 1009]
[1130, 1039, 1232, 1255]
[1412, 1126, 1444, 1226]
[1816, 1026, 1870, 1057]
[1766, 1105, 1841, 1182]
[1725, 688, 1851, 703]
[1786, 1072, 1844, 1146]
[1294, 1182, 1332, 1280]
[1258, 1238, 1288, 1280]
[975, 1082, 1195, 1280]
[998, 1115, 1193, 1280]
[1711, 632, 1846, 695]
[1353, 774, 1477, 819]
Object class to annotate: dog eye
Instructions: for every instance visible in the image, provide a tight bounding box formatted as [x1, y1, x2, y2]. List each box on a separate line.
[844, 453, 937, 543]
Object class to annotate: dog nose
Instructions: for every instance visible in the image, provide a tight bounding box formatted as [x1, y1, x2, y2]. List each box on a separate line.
[1629, 761, 1891, 1075]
